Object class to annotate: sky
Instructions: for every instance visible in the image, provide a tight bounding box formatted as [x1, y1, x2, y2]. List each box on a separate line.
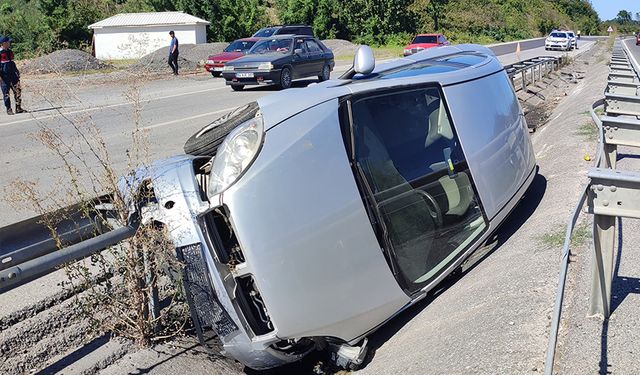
[591, 0, 637, 21]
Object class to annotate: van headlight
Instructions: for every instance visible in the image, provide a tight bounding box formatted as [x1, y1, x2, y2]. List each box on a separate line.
[208, 114, 264, 196]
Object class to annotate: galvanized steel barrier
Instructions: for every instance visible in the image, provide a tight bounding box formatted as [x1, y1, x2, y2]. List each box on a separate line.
[544, 38, 640, 375]
[0, 195, 137, 294]
[504, 56, 566, 92]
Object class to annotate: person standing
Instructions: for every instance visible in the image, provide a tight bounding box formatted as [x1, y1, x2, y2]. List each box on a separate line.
[0, 36, 23, 115]
[168, 31, 179, 75]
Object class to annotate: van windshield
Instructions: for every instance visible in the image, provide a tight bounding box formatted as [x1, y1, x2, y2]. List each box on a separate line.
[249, 38, 294, 54]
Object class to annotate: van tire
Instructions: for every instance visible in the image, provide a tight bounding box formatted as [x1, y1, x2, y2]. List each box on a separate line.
[184, 101, 259, 157]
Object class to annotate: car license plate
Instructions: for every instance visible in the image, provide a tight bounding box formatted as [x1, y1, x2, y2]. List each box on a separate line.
[236, 72, 254, 78]
[213, 67, 223, 71]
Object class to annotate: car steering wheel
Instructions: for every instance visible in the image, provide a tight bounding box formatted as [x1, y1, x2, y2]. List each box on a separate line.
[415, 189, 443, 228]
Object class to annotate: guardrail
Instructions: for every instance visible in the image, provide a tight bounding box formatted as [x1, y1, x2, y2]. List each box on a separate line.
[544, 38, 640, 375]
[0, 195, 137, 294]
[504, 56, 566, 92]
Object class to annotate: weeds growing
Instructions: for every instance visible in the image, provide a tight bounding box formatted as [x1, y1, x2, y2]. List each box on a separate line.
[576, 120, 599, 141]
[4, 66, 189, 346]
[539, 222, 591, 249]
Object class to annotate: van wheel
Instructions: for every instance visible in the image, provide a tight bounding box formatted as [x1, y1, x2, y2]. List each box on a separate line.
[183, 101, 259, 157]
[211, 72, 221, 77]
[231, 85, 244, 91]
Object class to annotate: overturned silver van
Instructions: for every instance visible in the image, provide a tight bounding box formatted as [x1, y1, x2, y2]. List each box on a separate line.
[129, 44, 536, 370]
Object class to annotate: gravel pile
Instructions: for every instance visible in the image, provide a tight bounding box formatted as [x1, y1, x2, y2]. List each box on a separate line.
[133, 42, 228, 72]
[21, 50, 111, 74]
[181, 43, 228, 65]
[322, 39, 359, 56]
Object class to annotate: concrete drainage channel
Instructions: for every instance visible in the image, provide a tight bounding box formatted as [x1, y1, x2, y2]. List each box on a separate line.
[0, 43, 605, 374]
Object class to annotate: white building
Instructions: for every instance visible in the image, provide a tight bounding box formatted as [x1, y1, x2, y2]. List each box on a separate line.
[89, 12, 210, 60]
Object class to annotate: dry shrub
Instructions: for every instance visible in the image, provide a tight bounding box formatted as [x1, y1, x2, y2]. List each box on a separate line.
[4, 66, 189, 345]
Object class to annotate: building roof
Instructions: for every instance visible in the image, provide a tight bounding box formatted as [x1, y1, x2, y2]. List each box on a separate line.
[88, 12, 210, 29]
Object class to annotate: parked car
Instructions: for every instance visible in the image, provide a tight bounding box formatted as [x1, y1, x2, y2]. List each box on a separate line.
[545, 31, 572, 51]
[221, 35, 334, 91]
[403, 33, 450, 56]
[205, 38, 260, 77]
[126, 44, 536, 370]
[566, 31, 578, 49]
[636, 32, 640, 45]
[252, 24, 313, 38]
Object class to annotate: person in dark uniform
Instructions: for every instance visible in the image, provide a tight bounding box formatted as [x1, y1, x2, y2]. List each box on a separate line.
[0, 36, 23, 115]
[168, 31, 179, 75]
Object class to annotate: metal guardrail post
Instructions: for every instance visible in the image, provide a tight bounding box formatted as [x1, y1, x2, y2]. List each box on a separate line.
[586, 168, 640, 317]
[606, 81, 640, 96]
[504, 56, 563, 93]
[605, 92, 640, 116]
[609, 71, 637, 84]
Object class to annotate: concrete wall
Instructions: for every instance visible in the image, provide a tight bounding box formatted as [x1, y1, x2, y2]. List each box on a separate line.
[93, 24, 207, 60]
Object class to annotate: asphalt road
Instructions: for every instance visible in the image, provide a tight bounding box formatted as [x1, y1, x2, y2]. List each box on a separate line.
[0, 39, 595, 226]
[488, 35, 604, 56]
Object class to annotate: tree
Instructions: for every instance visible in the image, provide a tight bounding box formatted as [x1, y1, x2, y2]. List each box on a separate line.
[418, 0, 448, 30]
[617, 10, 632, 24]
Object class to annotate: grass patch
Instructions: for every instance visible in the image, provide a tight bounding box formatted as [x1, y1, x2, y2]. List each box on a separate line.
[335, 45, 405, 61]
[576, 121, 599, 141]
[539, 222, 591, 249]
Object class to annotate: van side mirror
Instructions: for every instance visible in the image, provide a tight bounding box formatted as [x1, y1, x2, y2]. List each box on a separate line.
[354, 45, 375, 75]
[339, 45, 375, 79]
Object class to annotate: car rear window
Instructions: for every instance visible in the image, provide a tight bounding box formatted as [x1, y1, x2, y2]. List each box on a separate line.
[412, 35, 438, 44]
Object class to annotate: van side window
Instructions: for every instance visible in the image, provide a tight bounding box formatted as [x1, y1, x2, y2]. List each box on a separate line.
[351, 87, 487, 290]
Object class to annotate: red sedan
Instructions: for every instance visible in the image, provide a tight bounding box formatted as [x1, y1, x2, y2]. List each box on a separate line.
[403, 34, 450, 56]
[205, 38, 260, 77]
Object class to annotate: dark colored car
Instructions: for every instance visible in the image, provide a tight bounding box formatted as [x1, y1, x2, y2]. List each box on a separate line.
[222, 35, 334, 91]
[252, 25, 314, 38]
[205, 38, 260, 77]
[404, 34, 450, 56]
[636, 33, 640, 45]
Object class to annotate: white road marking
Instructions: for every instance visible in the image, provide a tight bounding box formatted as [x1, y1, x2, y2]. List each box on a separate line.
[142, 107, 235, 130]
[0, 85, 229, 128]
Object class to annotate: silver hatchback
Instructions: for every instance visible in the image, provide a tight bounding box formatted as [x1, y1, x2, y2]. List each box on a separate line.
[127, 44, 537, 370]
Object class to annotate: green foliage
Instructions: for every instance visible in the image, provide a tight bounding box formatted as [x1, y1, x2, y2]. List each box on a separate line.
[0, 0, 604, 59]
[275, 0, 600, 45]
[173, 0, 268, 42]
[0, 0, 56, 57]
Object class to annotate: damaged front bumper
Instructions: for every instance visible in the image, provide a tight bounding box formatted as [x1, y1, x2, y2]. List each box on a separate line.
[125, 155, 300, 370]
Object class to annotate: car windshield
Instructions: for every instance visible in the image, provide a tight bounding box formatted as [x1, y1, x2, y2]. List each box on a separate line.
[224, 40, 256, 53]
[550, 32, 567, 38]
[412, 35, 438, 44]
[249, 38, 293, 54]
[253, 28, 277, 38]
